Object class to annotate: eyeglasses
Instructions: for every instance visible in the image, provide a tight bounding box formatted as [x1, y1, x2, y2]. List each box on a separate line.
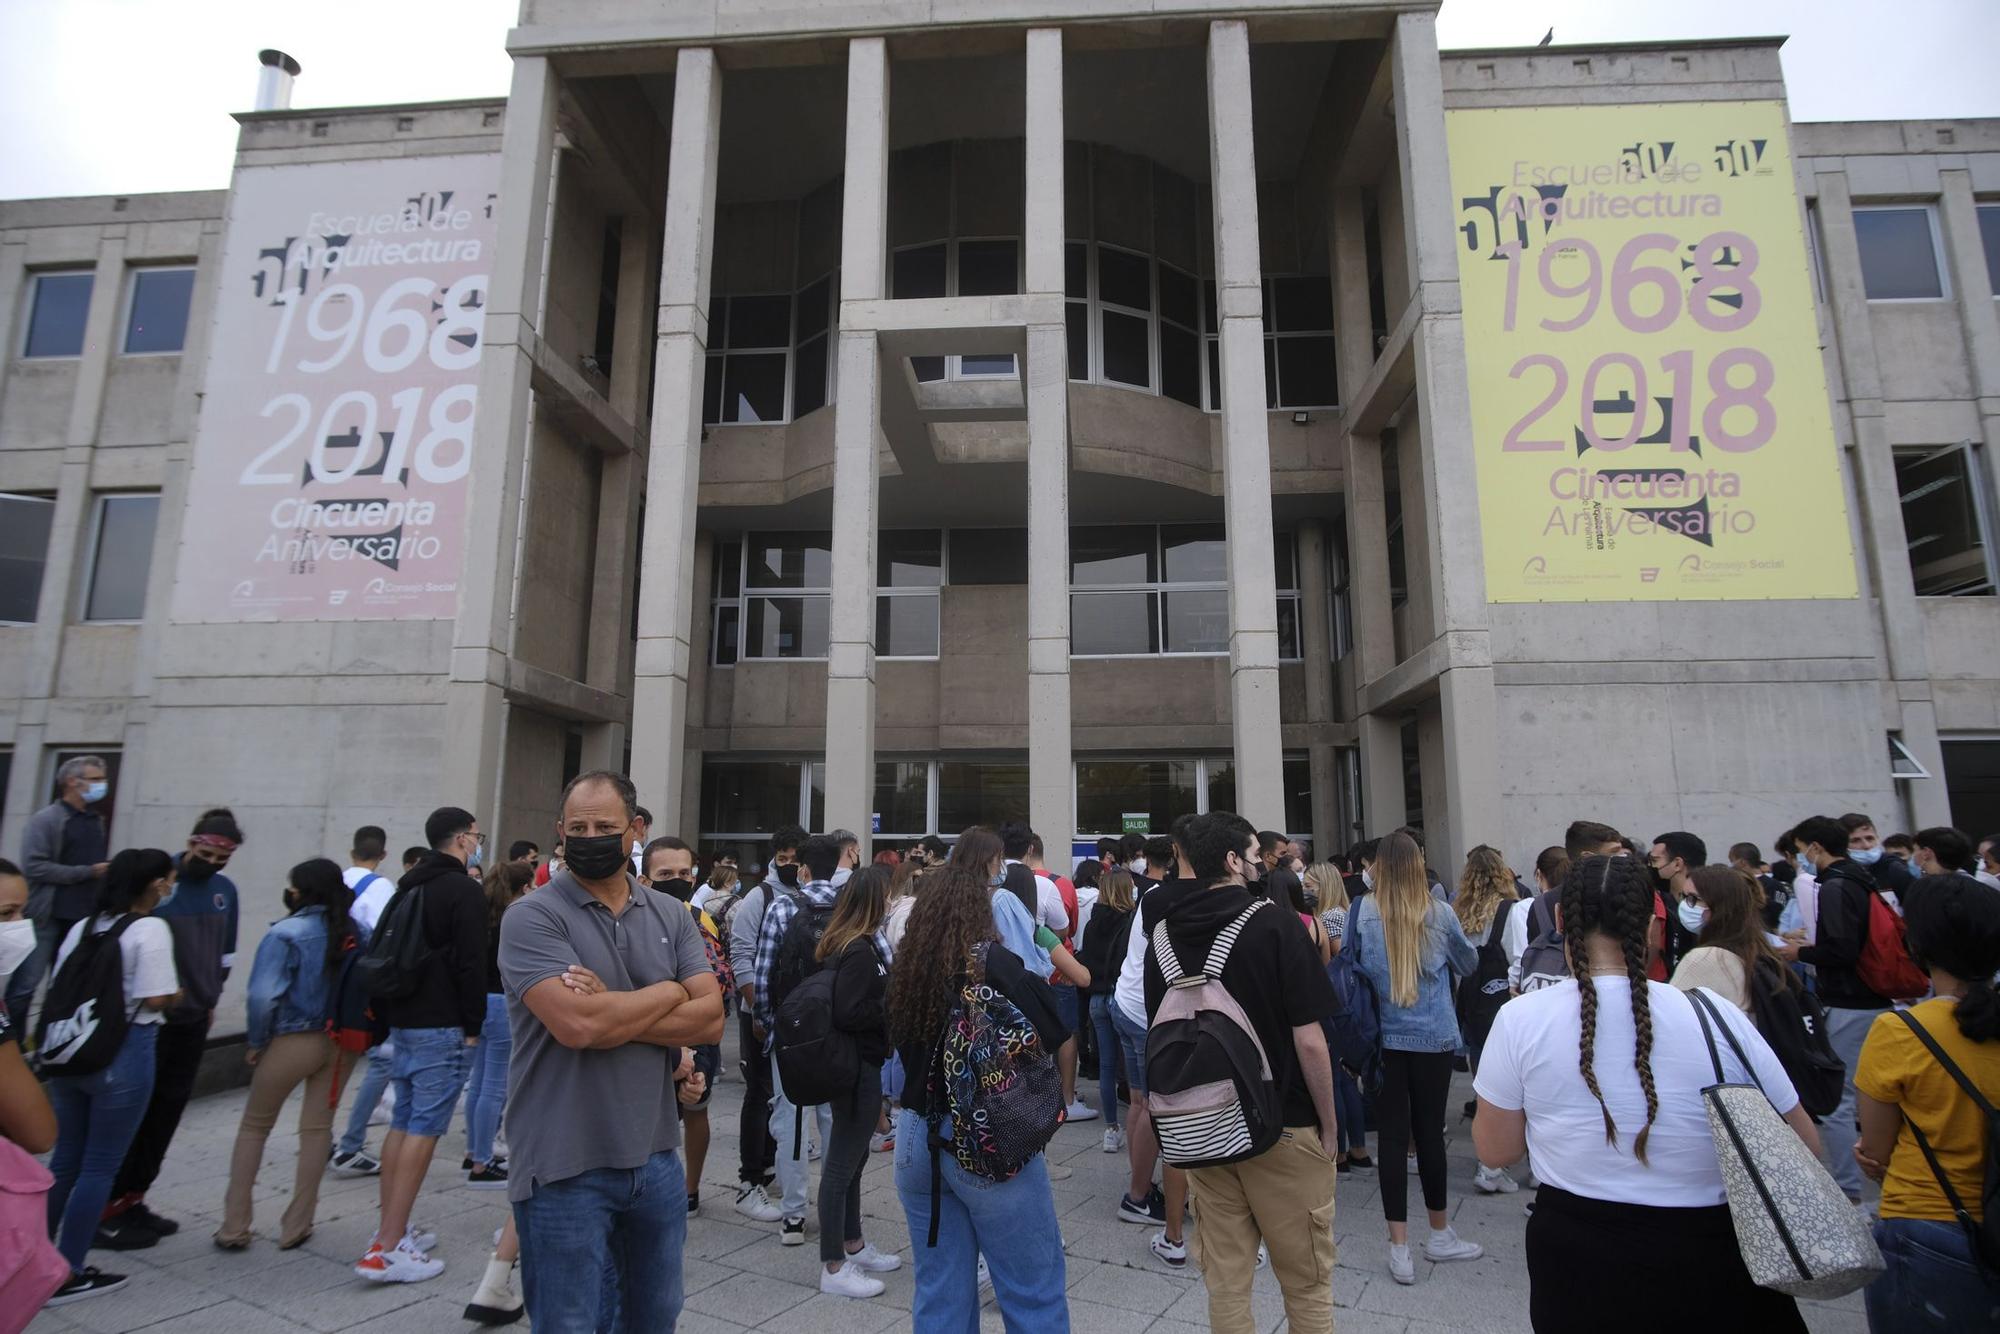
[466, 832, 488, 846]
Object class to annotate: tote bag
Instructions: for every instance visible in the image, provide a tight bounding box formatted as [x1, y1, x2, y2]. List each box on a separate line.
[0, 1136, 69, 1332]
[1686, 987, 1883, 1299]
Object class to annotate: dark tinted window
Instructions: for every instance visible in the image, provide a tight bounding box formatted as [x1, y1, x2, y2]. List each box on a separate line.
[1072, 526, 1155, 585]
[878, 530, 943, 587]
[1271, 276, 1333, 332]
[950, 528, 1028, 585]
[24, 273, 92, 358]
[124, 269, 195, 354]
[85, 495, 159, 621]
[1160, 324, 1200, 407]
[1098, 247, 1151, 311]
[1853, 209, 1943, 300]
[875, 595, 940, 656]
[748, 533, 832, 588]
[1276, 335, 1339, 407]
[726, 294, 792, 349]
[1102, 310, 1149, 387]
[1072, 591, 1157, 654]
[722, 353, 786, 423]
[0, 494, 55, 623]
[958, 240, 1019, 297]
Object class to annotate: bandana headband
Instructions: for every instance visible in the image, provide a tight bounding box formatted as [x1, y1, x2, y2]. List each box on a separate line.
[192, 834, 239, 851]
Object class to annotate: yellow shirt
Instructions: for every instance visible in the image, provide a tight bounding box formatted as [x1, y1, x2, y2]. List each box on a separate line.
[1854, 998, 2000, 1222]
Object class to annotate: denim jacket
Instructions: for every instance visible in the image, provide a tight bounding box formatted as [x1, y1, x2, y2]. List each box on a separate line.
[1350, 894, 1478, 1052]
[245, 907, 364, 1050]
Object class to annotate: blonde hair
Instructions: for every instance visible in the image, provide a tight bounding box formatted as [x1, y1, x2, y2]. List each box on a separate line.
[1305, 862, 1347, 913]
[1374, 831, 1430, 1008]
[1097, 868, 1136, 915]
[706, 865, 739, 896]
[1455, 845, 1514, 937]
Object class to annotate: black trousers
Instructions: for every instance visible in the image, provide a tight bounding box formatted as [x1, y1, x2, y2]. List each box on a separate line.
[113, 1014, 211, 1201]
[1526, 1185, 1806, 1333]
[1375, 1048, 1454, 1224]
[737, 1008, 777, 1184]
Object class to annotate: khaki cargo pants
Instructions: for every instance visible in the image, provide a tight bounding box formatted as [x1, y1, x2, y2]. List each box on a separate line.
[1188, 1125, 1339, 1333]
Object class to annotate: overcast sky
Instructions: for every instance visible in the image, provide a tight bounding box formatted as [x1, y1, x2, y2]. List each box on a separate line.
[1, 0, 1993, 200]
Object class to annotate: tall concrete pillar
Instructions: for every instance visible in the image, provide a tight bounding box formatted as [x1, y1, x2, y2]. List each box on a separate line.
[1024, 28, 1075, 863]
[1206, 20, 1285, 827]
[630, 48, 723, 828]
[1937, 171, 2000, 545]
[1295, 520, 1339, 847]
[443, 56, 559, 821]
[822, 38, 890, 848]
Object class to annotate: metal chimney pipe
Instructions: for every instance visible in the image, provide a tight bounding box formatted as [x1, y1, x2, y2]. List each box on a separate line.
[256, 49, 301, 111]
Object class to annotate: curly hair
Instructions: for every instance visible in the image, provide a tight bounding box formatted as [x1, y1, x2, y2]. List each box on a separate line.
[1561, 853, 1660, 1164]
[1455, 845, 1514, 937]
[886, 865, 998, 1050]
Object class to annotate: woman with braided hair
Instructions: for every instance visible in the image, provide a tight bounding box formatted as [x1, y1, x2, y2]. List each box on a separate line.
[1472, 853, 1820, 1333]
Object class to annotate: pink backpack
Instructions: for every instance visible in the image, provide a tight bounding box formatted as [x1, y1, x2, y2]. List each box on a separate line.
[0, 1136, 69, 1330]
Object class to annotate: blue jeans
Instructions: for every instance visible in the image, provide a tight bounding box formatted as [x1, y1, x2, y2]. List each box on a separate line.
[515, 1149, 687, 1334]
[1088, 995, 1124, 1130]
[389, 1026, 469, 1138]
[46, 1024, 158, 1271]
[1334, 1065, 1367, 1156]
[1110, 1001, 1150, 1097]
[338, 1040, 395, 1156]
[893, 1108, 1069, 1334]
[465, 994, 512, 1164]
[1866, 1217, 2000, 1331]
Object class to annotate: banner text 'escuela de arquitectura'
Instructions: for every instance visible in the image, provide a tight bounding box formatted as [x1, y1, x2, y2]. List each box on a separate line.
[172, 153, 500, 622]
[1447, 102, 1857, 602]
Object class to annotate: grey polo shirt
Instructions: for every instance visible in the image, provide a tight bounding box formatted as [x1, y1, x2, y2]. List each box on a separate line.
[499, 867, 712, 1203]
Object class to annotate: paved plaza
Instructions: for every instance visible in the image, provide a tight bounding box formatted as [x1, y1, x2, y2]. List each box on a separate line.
[26, 1027, 1869, 1334]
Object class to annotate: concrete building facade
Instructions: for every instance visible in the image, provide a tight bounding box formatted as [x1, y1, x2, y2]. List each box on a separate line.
[2, 2, 1997, 1033]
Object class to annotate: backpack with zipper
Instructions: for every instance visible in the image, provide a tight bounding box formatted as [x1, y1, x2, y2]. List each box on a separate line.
[1891, 1009, 2000, 1274]
[766, 894, 836, 1018]
[34, 915, 138, 1077]
[688, 904, 735, 1013]
[1515, 891, 1570, 994]
[1455, 912, 1513, 1055]
[1144, 900, 1283, 1168]
[1746, 956, 1845, 1118]
[1324, 908, 1384, 1094]
[1856, 886, 1929, 1002]
[772, 940, 866, 1112]
[921, 942, 1064, 1245]
[355, 883, 431, 1001]
[325, 927, 388, 1108]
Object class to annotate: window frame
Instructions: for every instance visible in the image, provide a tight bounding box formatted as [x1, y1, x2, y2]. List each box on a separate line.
[0, 491, 58, 626]
[738, 531, 833, 661]
[876, 528, 946, 662]
[1851, 203, 1951, 304]
[1274, 529, 1303, 663]
[1263, 275, 1340, 410]
[20, 269, 95, 360]
[951, 237, 1023, 382]
[120, 265, 197, 357]
[79, 492, 160, 624]
[1895, 441, 1997, 597]
[1976, 203, 2000, 300]
[791, 269, 838, 419]
[1070, 752, 1314, 840]
[704, 291, 797, 427]
[1070, 523, 1228, 660]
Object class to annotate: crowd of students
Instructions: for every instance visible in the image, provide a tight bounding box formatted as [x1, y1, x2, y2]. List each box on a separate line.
[0, 754, 1996, 1333]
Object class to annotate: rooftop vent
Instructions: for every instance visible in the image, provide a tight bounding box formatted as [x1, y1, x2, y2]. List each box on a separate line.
[256, 49, 301, 112]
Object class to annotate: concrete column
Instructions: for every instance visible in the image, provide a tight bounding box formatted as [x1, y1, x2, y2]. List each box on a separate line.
[0, 240, 23, 418]
[1206, 20, 1284, 827]
[630, 48, 723, 830]
[1815, 173, 1930, 680]
[1024, 28, 1075, 862]
[1355, 712, 1406, 839]
[443, 56, 559, 822]
[1295, 521, 1339, 846]
[586, 216, 661, 707]
[823, 38, 890, 848]
[0, 723, 45, 862]
[1936, 170, 2000, 525]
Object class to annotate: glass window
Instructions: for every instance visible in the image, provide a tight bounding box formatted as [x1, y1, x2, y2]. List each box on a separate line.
[701, 760, 804, 834]
[1283, 755, 1313, 840]
[1161, 524, 1226, 583]
[873, 761, 929, 836]
[957, 240, 1018, 297]
[793, 272, 834, 418]
[707, 291, 795, 425]
[1941, 738, 2000, 842]
[123, 268, 195, 354]
[1896, 445, 1995, 596]
[84, 494, 160, 621]
[1076, 760, 1197, 837]
[1276, 597, 1301, 661]
[877, 531, 942, 658]
[24, 272, 93, 358]
[876, 595, 940, 657]
[702, 356, 724, 426]
[793, 336, 828, 417]
[1853, 207, 1945, 300]
[729, 294, 791, 349]
[745, 596, 829, 658]
[1275, 336, 1338, 408]
[1066, 302, 1088, 381]
[749, 533, 832, 589]
[1162, 589, 1229, 652]
[1275, 530, 1302, 661]
[893, 244, 948, 299]
[937, 761, 1029, 833]
[1158, 266, 1198, 331]
[710, 537, 742, 665]
[0, 494, 55, 624]
[950, 528, 1028, 585]
[740, 532, 831, 660]
[1979, 206, 2000, 297]
[1099, 247, 1151, 311]
[1205, 760, 1236, 817]
[796, 274, 832, 342]
[1065, 242, 1088, 299]
[1101, 310, 1149, 388]
[1071, 591, 1157, 654]
[880, 530, 943, 587]
[1271, 276, 1333, 333]
[721, 353, 786, 424]
[1072, 527, 1156, 586]
[1160, 323, 1200, 407]
[713, 604, 740, 665]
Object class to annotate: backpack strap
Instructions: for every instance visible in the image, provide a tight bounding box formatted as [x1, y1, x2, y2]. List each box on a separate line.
[1151, 899, 1267, 985]
[1893, 1008, 1999, 1117]
[1890, 1010, 1992, 1260]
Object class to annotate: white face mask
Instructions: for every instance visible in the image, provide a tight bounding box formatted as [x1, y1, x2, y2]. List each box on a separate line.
[1677, 899, 1708, 936]
[0, 919, 35, 981]
[1132, 858, 1148, 877]
[1361, 867, 1374, 889]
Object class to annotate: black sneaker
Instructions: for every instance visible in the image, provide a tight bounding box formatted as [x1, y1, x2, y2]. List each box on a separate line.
[1117, 1190, 1166, 1225]
[781, 1216, 806, 1246]
[686, 1192, 700, 1216]
[93, 1219, 161, 1251]
[329, 1149, 382, 1177]
[125, 1202, 180, 1236]
[46, 1267, 130, 1306]
[466, 1162, 510, 1190]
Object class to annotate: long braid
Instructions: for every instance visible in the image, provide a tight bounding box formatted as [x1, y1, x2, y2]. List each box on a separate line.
[1621, 879, 1660, 1164]
[1564, 863, 1617, 1146]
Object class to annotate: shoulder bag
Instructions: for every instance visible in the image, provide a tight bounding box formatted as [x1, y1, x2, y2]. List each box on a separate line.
[1686, 986, 1883, 1299]
[0, 1135, 69, 1331]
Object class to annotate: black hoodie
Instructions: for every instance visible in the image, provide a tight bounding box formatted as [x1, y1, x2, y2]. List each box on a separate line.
[379, 852, 490, 1036]
[1798, 857, 1888, 1011]
[1141, 880, 1338, 1129]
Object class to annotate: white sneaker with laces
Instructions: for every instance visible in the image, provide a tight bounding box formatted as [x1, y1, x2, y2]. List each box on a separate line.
[1423, 1227, 1484, 1263]
[806, 1139, 822, 1162]
[1387, 1242, 1416, 1285]
[1149, 1231, 1188, 1272]
[976, 1256, 993, 1299]
[1102, 1126, 1124, 1153]
[819, 1260, 885, 1299]
[733, 1182, 784, 1223]
[355, 1238, 445, 1284]
[1064, 1098, 1099, 1123]
[847, 1242, 903, 1272]
[1474, 1165, 1520, 1194]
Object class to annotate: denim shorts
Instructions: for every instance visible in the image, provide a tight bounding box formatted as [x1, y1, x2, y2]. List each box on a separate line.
[390, 1026, 470, 1137]
[1110, 1002, 1149, 1097]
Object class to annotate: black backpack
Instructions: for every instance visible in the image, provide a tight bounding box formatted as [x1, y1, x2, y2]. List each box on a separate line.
[765, 894, 836, 1018]
[35, 915, 139, 1077]
[355, 883, 431, 1001]
[1455, 914, 1512, 1053]
[1515, 891, 1570, 993]
[1746, 957, 1844, 1118]
[773, 940, 869, 1113]
[1892, 1009, 2000, 1274]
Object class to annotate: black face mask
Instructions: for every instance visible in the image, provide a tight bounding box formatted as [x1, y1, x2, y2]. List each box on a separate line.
[282, 886, 301, 913]
[565, 832, 630, 882]
[659, 877, 696, 903]
[775, 863, 800, 888]
[180, 857, 220, 883]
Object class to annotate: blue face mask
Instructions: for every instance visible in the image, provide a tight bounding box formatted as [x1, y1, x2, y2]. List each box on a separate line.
[990, 868, 1007, 888]
[1851, 847, 1881, 866]
[466, 841, 484, 870]
[81, 780, 108, 804]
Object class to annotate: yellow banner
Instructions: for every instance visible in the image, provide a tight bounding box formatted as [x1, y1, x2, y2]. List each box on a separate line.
[1447, 102, 1857, 601]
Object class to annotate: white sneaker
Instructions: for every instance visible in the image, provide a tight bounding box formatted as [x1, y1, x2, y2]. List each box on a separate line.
[976, 1256, 993, 1300]
[819, 1260, 885, 1299]
[1102, 1126, 1124, 1153]
[1065, 1098, 1099, 1123]
[1474, 1165, 1519, 1194]
[807, 1139, 822, 1162]
[1423, 1227, 1483, 1263]
[356, 1239, 444, 1284]
[367, 1099, 392, 1127]
[847, 1242, 902, 1273]
[868, 1130, 893, 1153]
[1045, 1161, 1073, 1181]
[1387, 1242, 1415, 1285]
[733, 1182, 783, 1223]
[405, 1224, 439, 1254]
[1256, 1242, 1268, 1271]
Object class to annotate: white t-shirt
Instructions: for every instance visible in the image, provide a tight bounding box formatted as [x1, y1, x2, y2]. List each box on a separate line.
[56, 914, 179, 1025]
[1474, 978, 1798, 1208]
[1114, 886, 1155, 1026]
[1005, 860, 1069, 934]
[346, 865, 396, 932]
